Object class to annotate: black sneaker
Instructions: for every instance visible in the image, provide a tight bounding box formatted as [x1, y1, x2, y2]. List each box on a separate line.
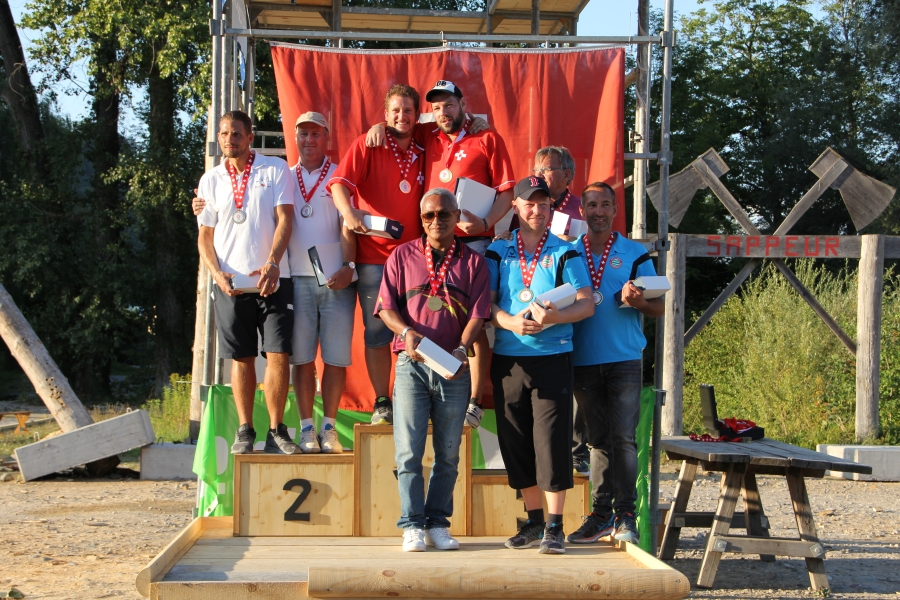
[567, 513, 615, 543]
[264, 423, 299, 454]
[231, 423, 256, 454]
[539, 522, 566, 554]
[370, 397, 393, 425]
[613, 511, 639, 544]
[573, 458, 590, 476]
[504, 519, 544, 549]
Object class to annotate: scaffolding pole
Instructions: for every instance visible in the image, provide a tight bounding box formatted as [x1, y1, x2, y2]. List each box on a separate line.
[650, 0, 675, 555]
[631, 0, 651, 240]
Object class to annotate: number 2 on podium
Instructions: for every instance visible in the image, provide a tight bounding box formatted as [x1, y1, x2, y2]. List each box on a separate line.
[283, 478, 312, 521]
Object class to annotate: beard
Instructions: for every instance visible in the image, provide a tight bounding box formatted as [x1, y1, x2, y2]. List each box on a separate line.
[437, 112, 465, 135]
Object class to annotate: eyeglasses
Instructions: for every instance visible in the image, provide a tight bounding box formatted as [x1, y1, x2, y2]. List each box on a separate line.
[421, 210, 456, 223]
[532, 166, 565, 176]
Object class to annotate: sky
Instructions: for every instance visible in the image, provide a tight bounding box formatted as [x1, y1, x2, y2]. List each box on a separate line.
[6, 0, 707, 121]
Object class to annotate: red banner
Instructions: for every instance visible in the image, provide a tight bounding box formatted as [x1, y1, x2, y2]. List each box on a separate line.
[271, 43, 625, 411]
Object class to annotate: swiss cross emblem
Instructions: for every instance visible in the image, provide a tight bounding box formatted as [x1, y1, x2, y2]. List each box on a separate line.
[417, 172, 425, 185]
[455, 150, 467, 161]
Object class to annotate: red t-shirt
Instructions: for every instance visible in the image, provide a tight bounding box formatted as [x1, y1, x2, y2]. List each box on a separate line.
[413, 122, 515, 238]
[328, 134, 425, 265]
[509, 188, 583, 231]
[376, 236, 492, 354]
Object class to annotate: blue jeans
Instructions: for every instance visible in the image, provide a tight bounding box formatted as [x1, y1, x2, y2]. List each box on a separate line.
[392, 352, 470, 530]
[573, 359, 642, 515]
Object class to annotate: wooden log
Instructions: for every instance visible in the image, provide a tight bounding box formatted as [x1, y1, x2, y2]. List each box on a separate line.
[14, 409, 155, 481]
[189, 262, 210, 441]
[0, 283, 93, 430]
[856, 234, 884, 440]
[662, 233, 685, 435]
[696, 462, 745, 588]
[786, 469, 830, 591]
[659, 459, 697, 560]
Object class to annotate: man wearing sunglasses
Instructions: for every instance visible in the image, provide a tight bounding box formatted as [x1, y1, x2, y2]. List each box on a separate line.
[375, 188, 491, 552]
[367, 80, 515, 428]
[485, 177, 594, 554]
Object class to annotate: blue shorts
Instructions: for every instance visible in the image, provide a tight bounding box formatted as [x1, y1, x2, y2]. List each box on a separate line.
[356, 263, 393, 348]
[290, 276, 356, 367]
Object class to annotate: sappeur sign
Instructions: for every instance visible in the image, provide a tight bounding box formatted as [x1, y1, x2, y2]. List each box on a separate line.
[682, 235, 875, 259]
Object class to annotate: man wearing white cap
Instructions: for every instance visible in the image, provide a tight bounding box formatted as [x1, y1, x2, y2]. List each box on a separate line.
[286, 112, 357, 453]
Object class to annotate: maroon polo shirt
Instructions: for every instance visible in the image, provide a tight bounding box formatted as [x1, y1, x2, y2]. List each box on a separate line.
[376, 235, 491, 354]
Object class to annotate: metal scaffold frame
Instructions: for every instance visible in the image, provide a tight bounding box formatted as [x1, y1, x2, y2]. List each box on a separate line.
[194, 0, 675, 554]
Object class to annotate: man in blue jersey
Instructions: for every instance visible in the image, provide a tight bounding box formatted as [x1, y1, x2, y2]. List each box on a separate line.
[566, 182, 664, 545]
[485, 176, 594, 554]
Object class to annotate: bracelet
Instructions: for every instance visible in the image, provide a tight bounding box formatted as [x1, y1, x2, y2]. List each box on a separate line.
[266, 261, 278, 269]
[482, 218, 489, 233]
[400, 326, 414, 338]
[453, 345, 468, 358]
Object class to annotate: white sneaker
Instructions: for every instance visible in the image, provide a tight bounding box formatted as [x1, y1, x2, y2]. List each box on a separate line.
[297, 426, 321, 453]
[465, 403, 484, 428]
[318, 427, 343, 454]
[424, 526, 459, 550]
[402, 528, 426, 552]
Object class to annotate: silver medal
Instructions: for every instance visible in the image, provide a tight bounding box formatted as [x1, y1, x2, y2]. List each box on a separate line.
[518, 288, 535, 303]
[300, 204, 313, 218]
[439, 168, 453, 183]
[233, 209, 247, 224]
[593, 290, 603, 305]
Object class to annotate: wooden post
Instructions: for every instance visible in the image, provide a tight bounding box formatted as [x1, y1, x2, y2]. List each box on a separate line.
[530, 0, 540, 48]
[662, 233, 685, 435]
[856, 234, 884, 440]
[189, 263, 209, 441]
[0, 284, 93, 431]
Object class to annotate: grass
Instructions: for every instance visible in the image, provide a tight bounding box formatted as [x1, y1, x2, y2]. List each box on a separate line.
[684, 260, 900, 448]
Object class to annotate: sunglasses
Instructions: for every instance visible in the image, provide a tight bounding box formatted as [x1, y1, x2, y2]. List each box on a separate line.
[421, 210, 457, 223]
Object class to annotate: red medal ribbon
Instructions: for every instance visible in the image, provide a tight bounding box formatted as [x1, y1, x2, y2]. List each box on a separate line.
[516, 229, 550, 291]
[226, 150, 256, 211]
[296, 157, 331, 205]
[440, 118, 471, 169]
[423, 237, 458, 297]
[385, 130, 414, 182]
[582, 232, 617, 292]
[553, 190, 573, 214]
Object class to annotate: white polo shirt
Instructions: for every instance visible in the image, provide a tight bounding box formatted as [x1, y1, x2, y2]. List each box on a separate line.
[286, 157, 341, 277]
[196, 152, 293, 277]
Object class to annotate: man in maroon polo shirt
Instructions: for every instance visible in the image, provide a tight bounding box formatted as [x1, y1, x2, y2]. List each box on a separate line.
[375, 187, 491, 552]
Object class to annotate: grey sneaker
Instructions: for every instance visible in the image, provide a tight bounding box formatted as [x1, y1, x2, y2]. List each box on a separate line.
[231, 423, 256, 454]
[567, 512, 615, 544]
[505, 519, 544, 549]
[464, 401, 484, 428]
[613, 511, 639, 544]
[264, 423, 299, 455]
[318, 426, 343, 454]
[370, 397, 393, 425]
[539, 522, 566, 554]
[297, 425, 321, 453]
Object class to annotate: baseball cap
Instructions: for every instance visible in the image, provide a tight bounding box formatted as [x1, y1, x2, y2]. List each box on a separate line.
[295, 111, 328, 130]
[425, 80, 464, 102]
[513, 176, 551, 201]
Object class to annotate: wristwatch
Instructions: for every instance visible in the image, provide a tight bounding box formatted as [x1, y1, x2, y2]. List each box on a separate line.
[342, 261, 356, 269]
[400, 325, 414, 338]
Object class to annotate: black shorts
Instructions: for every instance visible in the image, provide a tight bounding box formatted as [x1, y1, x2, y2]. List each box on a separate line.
[213, 278, 294, 359]
[490, 352, 574, 492]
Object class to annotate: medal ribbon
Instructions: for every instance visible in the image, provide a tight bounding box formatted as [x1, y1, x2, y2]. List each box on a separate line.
[516, 229, 550, 291]
[424, 237, 458, 297]
[226, 150, 256, 211]
[582, 232, 617, 292]
[553, 190, 573, 214]
[440, 118, 471, 169]
[297, 157, 331, 205]
[385, 130, 413, 182]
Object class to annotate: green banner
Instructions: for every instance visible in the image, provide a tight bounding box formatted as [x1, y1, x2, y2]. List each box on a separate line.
[635, 386, 655, 553]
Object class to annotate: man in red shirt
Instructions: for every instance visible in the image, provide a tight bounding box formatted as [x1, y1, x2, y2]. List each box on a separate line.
[368, 80, 515, 427]
[329, 84, 426, 425]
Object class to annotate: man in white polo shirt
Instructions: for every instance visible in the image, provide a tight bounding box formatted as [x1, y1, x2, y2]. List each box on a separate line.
[286, 112, 357, 454]
[196, 110, 297, 455]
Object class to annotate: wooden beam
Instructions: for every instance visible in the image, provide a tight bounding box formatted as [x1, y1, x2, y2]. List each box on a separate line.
[684, 259, 760, 347]
[659, 459, 697, 560]
[856, 234, 884, 440]
[708, 535, 825, 559]
[530, 0, 540, 47]
[684, 234, 863, 258]
[0, 284, 93, 431]
[697, 462, 746, 588]
[775, 158, 852, 235]
[786, 470, 830, 591]
[741, 471, 776, 562]
[662, 233, 685, 435]
[14, 409, 155, 481]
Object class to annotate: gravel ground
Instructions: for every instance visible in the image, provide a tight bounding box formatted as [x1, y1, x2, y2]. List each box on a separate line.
[0, 464, 897, 599]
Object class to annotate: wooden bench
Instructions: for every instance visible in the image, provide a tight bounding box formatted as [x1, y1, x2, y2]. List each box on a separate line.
[0, 411, 31, 434]
[660, 436, 872, 592]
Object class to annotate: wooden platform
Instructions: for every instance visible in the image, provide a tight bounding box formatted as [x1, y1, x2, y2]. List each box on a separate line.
[137, 517, 690, 600]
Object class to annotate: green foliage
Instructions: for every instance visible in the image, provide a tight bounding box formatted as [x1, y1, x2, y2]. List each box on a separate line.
[685, 261, 900, 447]
[143, 374, 192, 442]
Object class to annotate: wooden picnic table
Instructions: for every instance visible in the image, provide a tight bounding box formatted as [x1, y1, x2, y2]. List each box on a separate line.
[659, 436, 872, 592]
[0, 411, 31, 434]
